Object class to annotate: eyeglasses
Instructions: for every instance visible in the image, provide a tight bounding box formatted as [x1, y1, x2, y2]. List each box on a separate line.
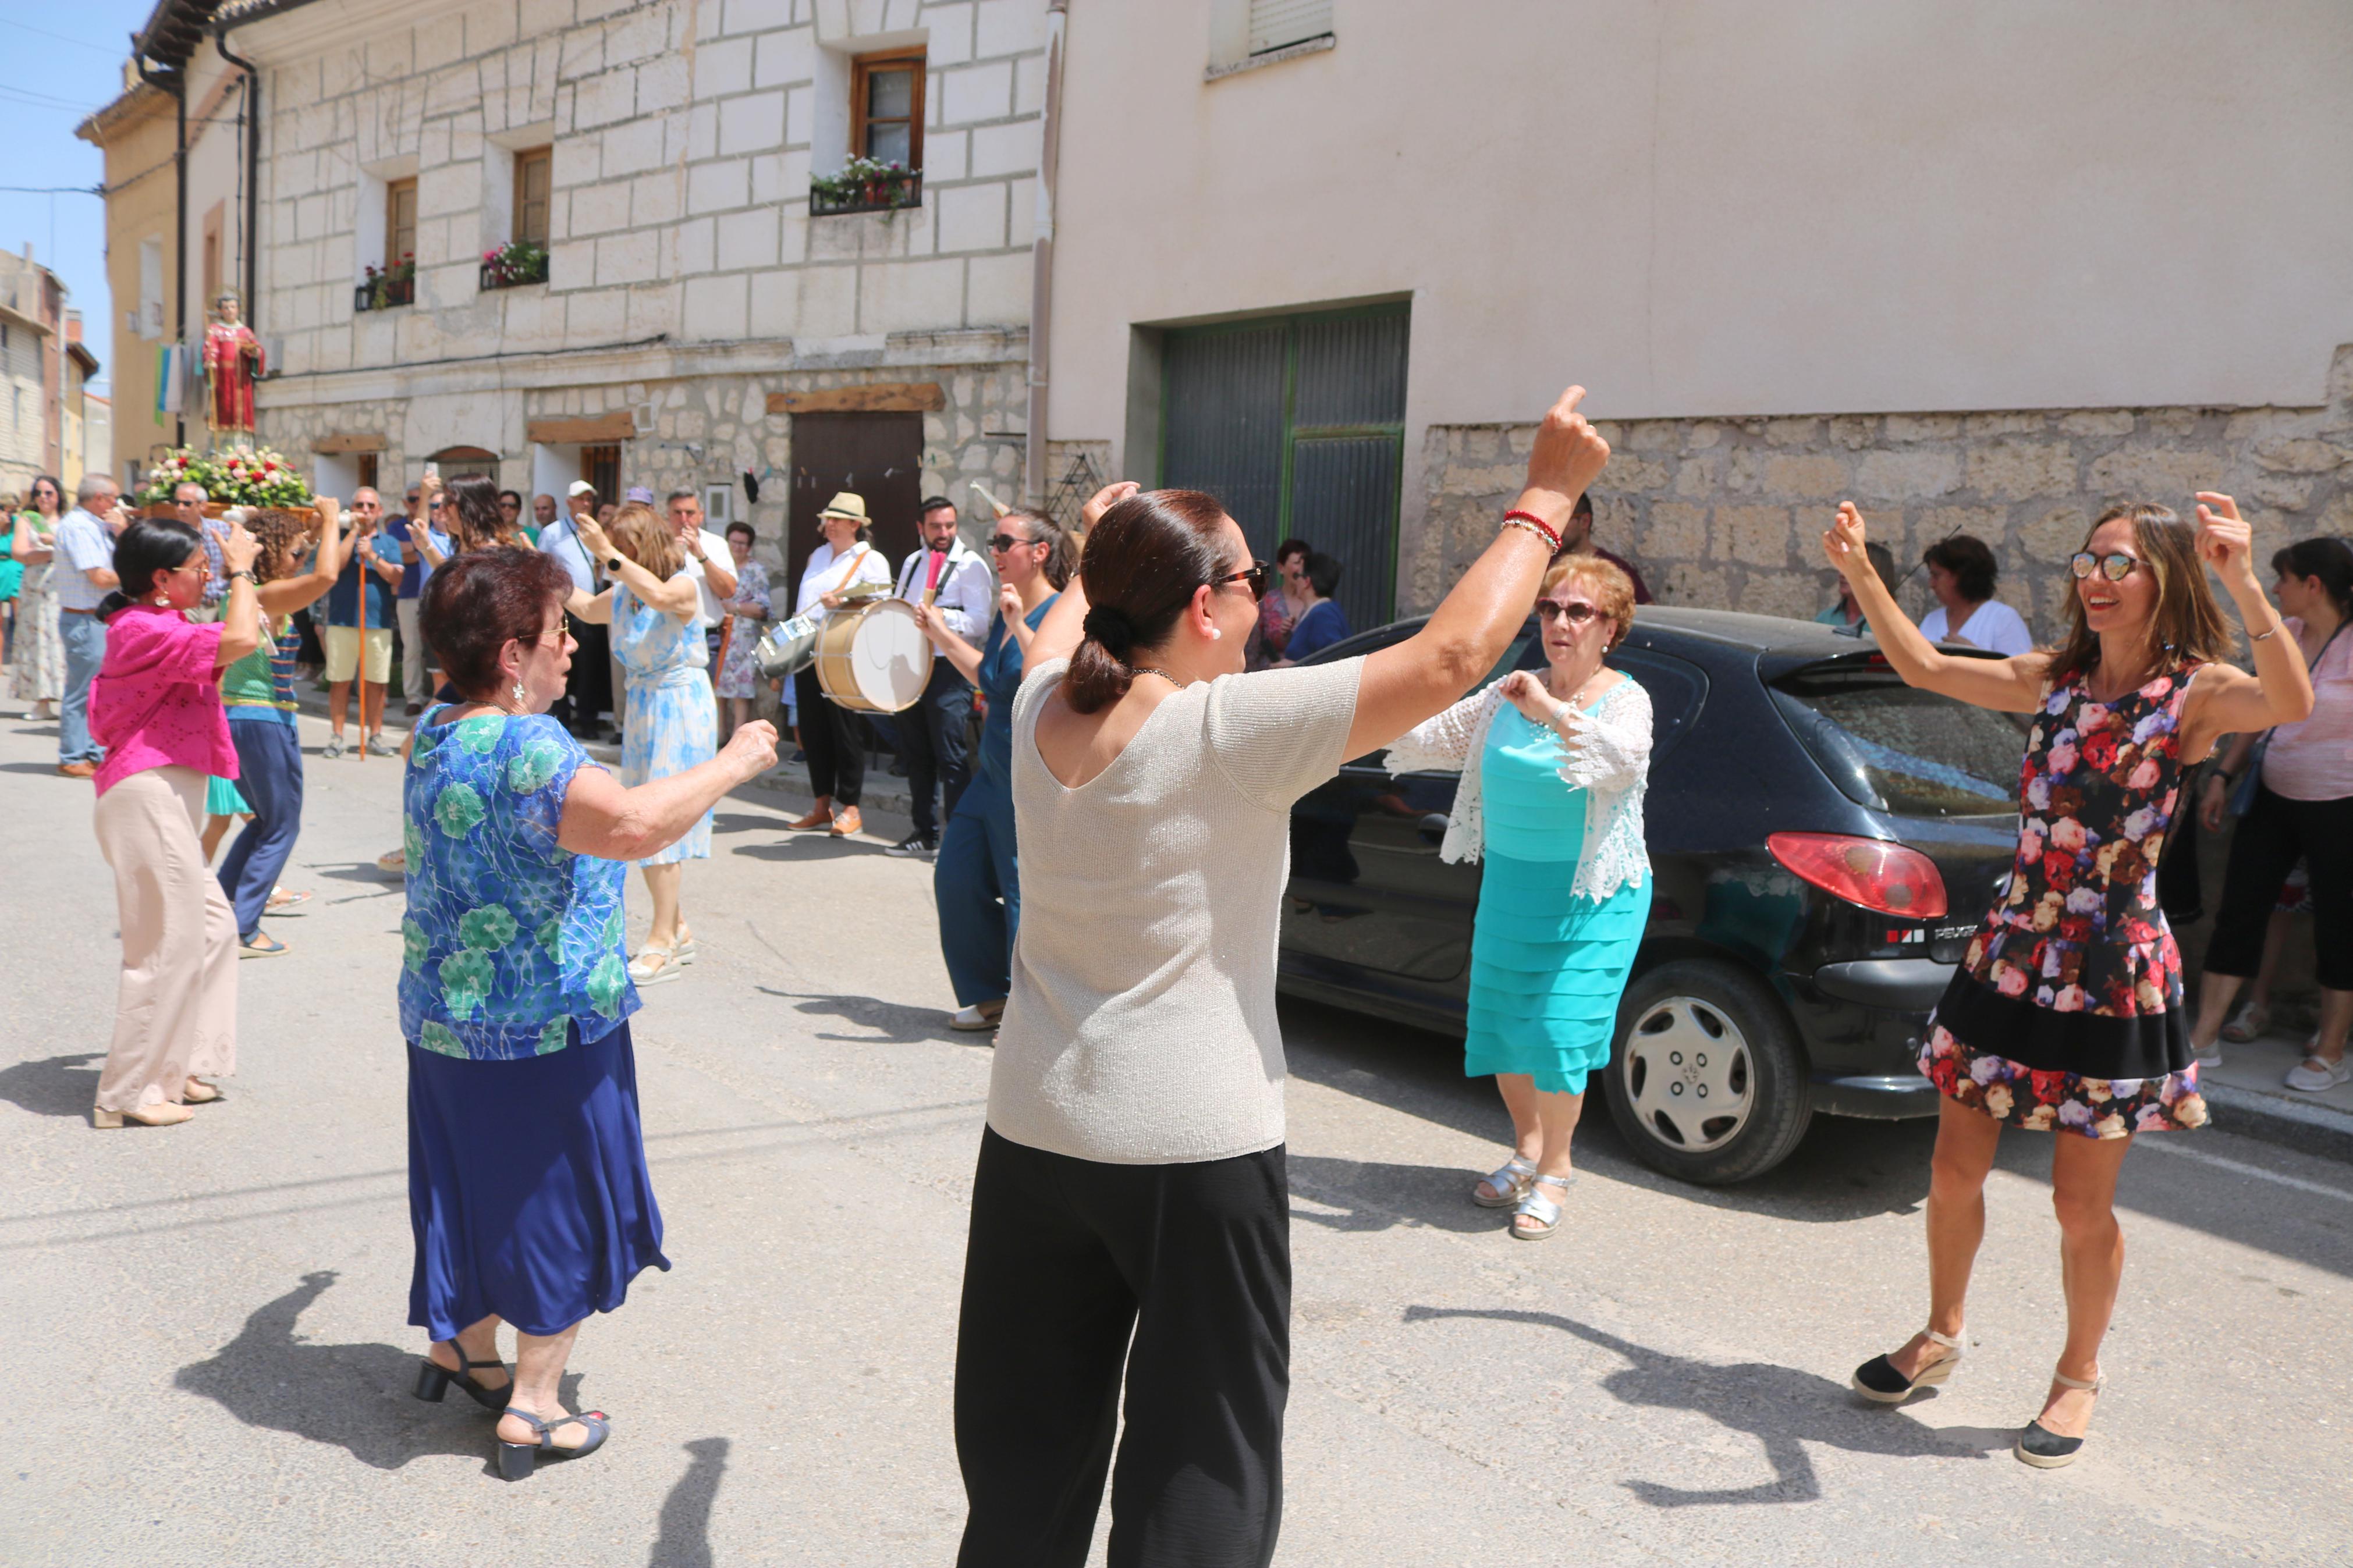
[987, 533, 1039, 553]
[2070, 552, 2143, 582]
[1214, 560, 1270, 597]
[1536, 600, 1602, 625]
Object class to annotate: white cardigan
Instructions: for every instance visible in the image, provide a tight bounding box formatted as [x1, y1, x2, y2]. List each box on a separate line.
[1385, 675, 1654, 902]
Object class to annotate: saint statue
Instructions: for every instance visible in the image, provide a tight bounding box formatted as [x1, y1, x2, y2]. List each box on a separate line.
[204, 291, 265, 438]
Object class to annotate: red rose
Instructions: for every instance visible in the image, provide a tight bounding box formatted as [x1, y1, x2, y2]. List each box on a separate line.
[2081, 733, 2119, 772]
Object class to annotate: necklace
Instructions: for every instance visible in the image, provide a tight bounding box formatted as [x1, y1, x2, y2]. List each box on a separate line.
[1546, 663, 1608, 709]
[1131, 665, 1189, 687]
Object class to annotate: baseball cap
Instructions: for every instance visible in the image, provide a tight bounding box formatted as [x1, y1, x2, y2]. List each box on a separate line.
[624, 486, 655, 504]
[566, 479, 596, 498]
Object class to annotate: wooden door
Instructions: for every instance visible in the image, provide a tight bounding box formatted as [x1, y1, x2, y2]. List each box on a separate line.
[786, 412, 924, 606]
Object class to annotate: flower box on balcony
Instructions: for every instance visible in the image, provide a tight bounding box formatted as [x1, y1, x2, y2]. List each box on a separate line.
[357, 259, 417, 313]
[810, 160, 922, 217]
[481, 241, 549, 291]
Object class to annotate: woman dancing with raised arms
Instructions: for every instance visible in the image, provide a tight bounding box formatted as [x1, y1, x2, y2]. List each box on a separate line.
[953, 387, 1609, 1565]
[1826, 493, 2311, 1469]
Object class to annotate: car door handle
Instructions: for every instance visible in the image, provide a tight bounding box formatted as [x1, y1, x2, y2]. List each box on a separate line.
[1417, 812, 1450, 844]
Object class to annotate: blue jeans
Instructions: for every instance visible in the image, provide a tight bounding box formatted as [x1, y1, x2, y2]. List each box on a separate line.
[58, 611, 106, 764]
[934, 774, 1019, 1007]
[219, 715, 306, 941]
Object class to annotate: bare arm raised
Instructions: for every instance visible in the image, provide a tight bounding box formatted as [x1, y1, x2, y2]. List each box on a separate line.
[2175, 492, 2313, 756]
[1345, 388, 1610, 758]
[1822, 502, 2052, 713]
[558, 721, 778, 860]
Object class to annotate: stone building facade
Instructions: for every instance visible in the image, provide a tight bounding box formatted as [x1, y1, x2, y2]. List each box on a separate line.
[234, 0, 1048, 580]
[1409, 343, 2353, 635]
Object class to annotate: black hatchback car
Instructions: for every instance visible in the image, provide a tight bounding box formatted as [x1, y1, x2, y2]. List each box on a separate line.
[1278, 606, 2032, 1184]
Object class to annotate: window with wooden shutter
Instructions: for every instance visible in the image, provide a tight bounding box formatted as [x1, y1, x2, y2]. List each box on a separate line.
[386, 178, 418, 271]
[512, 148, 552, 247]
[851, 49, 925, 170]
[1248, 0, 1332, 54]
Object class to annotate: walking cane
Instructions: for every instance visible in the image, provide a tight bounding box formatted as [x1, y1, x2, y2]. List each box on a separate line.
[354, 518, 368, 763]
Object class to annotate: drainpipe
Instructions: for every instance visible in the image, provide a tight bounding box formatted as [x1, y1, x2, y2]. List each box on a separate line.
[1025, 0, 1067, 509]
[214, 20, 263, 326]
[134, 47, 188, 450]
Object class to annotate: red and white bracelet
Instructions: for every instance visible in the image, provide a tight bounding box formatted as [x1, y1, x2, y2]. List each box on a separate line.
[1502, 509, 1563, 551]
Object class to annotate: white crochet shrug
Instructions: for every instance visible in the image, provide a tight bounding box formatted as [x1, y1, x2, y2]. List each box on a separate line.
[1384, 674, 1654, 902]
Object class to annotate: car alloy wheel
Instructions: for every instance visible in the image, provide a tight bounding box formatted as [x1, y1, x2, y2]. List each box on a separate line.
[1621, 995, 1755, 1154]
[1603, 957, 1815, 1185]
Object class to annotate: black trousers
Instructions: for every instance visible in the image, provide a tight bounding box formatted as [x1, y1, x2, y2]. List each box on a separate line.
[555, 614, 612, 733]
[794, 667, 866, 806]
[956, 1127, 1289, 1568]
[2206, 783, 2353, 991]
[899, 659, 974, 838]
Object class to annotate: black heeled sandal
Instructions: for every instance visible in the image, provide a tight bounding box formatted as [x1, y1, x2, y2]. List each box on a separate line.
[496, 1408, 610, 1481]
[413, 1345, 514, 1411]
[1852, 1326, 1963, 1404]
[2015, 1369, 2102, 1469]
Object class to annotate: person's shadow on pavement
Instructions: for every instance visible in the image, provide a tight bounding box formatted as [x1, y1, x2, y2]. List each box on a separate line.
[648, 1437, 730, 1567]
[1403, 1305, 2007, 1505]
[176, 1270, 578, 1472]
[0, 1053, 104, 1118]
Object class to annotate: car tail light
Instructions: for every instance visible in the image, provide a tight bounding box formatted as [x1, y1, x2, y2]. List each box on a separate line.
[1768, 832, 1948, 919]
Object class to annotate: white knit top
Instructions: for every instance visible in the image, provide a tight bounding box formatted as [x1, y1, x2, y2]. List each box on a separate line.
[1384, 674, 1654, 901]
[989, 655, 1366, 1164]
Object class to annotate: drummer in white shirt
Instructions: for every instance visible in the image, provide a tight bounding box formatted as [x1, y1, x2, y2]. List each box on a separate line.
[1918, 534, 2033, 655]
[886, 497, 995, 858]
[789, 492, 893, 837]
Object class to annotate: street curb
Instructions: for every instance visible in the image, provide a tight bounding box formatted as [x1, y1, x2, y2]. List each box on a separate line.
[2202, 1083, 2353, 1164]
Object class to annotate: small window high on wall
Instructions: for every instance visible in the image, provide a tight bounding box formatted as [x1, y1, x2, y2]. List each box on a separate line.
[512, 148, 552, 247]
[1249, 0, 1332, 54]
[386, 179, 418, 272]
[852, 50, 924, 170]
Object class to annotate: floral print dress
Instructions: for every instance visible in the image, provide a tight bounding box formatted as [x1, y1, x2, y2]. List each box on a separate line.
[399, 709, 637, 1059]
[1921, 664, 2210, 1137]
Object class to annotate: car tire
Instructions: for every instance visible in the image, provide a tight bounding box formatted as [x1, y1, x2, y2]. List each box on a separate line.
[1602, 957, 1813, 1185]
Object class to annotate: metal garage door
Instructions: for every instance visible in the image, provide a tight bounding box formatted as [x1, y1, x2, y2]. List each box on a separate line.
[1160, 303, 1407, 631]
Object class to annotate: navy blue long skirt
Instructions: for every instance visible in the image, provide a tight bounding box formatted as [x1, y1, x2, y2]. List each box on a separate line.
[407, 1020, 669, 1340]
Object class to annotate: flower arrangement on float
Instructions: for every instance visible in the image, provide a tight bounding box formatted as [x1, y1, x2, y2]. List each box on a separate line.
[135, 445, 317, 510]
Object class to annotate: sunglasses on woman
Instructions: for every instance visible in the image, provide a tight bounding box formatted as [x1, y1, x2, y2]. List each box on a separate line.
[1535, 600, 1601, 625]
[2070, 552, 2143, 582]
[986, 533, 1039, 553]
[1214, 561, 1270, 597]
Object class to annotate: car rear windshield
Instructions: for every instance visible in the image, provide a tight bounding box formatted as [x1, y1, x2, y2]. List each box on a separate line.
[1771, 660, 2026, 817]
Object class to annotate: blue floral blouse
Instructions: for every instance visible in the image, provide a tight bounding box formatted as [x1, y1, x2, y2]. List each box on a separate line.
[398, 707, 638, 1059]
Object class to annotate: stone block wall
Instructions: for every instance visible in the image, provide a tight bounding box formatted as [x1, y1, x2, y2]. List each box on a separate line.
[1408, 343, 2353, 633]
[257, 0, 1044, 381]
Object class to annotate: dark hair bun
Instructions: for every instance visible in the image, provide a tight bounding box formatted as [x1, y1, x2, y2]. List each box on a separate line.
[1082, 606, 1134, 657]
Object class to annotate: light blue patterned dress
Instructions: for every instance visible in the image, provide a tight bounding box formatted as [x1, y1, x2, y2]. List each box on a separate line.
[612, 578, 716, 866]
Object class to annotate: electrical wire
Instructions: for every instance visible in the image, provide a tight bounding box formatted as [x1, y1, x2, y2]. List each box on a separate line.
[0, 19, 123, 56]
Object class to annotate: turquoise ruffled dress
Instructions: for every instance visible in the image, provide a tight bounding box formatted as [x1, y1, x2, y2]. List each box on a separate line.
[1462, 705, 1653, 1094]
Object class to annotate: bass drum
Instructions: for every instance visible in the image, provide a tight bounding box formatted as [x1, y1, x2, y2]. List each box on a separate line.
[813, 598, 932, 713]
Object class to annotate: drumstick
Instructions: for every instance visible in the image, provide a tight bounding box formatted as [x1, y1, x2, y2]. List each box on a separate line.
[967, 481, 1012, 520]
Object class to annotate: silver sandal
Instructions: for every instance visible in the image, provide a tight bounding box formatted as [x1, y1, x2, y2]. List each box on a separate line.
[1509, 1174, 1574, 1240]
[1472, 1155, 1537, 1208]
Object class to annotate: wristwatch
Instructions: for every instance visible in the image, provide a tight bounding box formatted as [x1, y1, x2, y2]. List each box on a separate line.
[606, 556, 625, 574]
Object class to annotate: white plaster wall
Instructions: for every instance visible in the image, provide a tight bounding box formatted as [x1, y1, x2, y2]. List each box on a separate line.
[1049, 0, 2353, 471]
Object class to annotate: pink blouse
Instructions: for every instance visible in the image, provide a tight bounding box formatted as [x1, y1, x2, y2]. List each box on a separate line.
[2261, 616, 2353, 802]
[88, 606, 236, 797]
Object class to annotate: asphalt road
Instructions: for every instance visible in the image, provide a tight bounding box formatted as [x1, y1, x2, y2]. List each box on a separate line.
[3, 708, 2348, 1567]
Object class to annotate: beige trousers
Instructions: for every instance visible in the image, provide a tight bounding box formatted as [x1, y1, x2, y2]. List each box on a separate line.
[92, 766, 238, 1111]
